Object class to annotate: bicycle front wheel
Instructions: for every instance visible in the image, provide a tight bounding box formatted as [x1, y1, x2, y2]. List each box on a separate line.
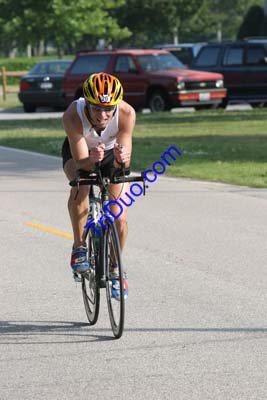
[82, 228, 100, 325]
[105, 222, 125, 339]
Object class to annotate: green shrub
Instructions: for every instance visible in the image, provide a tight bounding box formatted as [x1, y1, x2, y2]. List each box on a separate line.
[0, 55, 73, 84]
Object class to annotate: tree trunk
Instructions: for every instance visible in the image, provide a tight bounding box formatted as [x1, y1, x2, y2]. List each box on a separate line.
[27, 44, 32, 58]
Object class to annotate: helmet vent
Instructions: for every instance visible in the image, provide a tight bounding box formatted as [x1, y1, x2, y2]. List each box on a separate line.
[112, 80, 116, 93]
[95, 78, 100, 92]
[83, 72, 122, 105]
[115, 86, 122, 100]
[104, 81, 108, 94]
[88, 85, 95, 99]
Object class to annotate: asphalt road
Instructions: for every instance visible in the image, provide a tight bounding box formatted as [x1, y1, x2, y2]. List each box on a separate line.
[0, 106, 64, 120]
[1, 145, 267, 400]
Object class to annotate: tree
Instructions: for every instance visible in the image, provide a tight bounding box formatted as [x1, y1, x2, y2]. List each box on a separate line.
[0, 0, 265, 58]
[237, 5, 265, 39]
[0, 0, 131, 56]
[112, 0, 264, 46]
[182, 0, 263, 42]
[112, 0, 203, 47]
[0, 0, 52, 55]
[48, 0, 131, 55]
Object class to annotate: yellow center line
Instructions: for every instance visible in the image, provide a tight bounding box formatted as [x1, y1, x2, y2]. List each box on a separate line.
[25, 222, 73, 240]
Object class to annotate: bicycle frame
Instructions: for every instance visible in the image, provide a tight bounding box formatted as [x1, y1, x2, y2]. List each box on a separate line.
[86, 182, 113, 289]
[72, 170, 146, 285]
[70, 168, 146, 337]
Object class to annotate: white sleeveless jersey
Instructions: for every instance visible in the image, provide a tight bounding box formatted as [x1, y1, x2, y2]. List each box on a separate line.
[76, 97, 119, 150]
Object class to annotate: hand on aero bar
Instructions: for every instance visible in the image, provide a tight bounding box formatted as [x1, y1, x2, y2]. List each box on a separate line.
[113, 143, 130, 166]
[90, 143, 105, 165]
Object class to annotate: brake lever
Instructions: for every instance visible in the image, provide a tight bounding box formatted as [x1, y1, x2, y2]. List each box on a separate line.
[141, 171, 146, 196]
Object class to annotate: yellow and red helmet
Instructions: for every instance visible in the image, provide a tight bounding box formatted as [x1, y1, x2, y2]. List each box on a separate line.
[83, 72, 123, 106]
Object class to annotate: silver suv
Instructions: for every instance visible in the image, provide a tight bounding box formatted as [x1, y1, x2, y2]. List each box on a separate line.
[153, 43, 206, 67]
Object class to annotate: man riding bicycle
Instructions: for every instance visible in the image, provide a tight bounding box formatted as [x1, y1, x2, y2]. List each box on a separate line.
[61, 72, 135, 299]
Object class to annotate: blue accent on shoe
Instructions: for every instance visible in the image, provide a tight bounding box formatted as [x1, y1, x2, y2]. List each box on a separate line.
[111, 277, 128, 300]
[111, 279, 120, 300]
[110, 263, 128, 300]
[123, 278, 128, 300]
[71, 246, 90, 273]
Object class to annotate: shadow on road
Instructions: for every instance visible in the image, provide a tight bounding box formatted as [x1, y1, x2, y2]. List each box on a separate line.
[1, 320, 266, 346]
[0, 320, 114, 343]
[127, 327, 267, 333]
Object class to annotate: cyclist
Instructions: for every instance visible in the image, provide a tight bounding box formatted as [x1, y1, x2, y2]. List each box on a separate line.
[61, 72, 135, 299]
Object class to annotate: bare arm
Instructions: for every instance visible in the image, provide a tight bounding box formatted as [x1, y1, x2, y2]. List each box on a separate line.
[113, 101, 136, 168]
[62, 102, 95, 171]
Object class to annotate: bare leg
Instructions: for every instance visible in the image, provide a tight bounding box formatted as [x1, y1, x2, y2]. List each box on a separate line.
[108, 182, 130, 252]
[64, 159, 89, 247]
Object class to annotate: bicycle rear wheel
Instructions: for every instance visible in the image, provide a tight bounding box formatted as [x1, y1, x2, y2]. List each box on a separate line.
[105, 222, 125, 338]
[82, 228, 100, 325]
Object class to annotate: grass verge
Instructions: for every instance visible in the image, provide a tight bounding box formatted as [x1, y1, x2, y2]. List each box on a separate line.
[1, 108, 267, 187]
[0, 92, 21, 109]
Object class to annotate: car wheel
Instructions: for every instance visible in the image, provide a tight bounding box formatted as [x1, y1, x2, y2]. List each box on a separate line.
[251, 102, 265, 108]
[217, 97, 228, 109]
[148, 91, 171, 112]
[23, 104, 36, 113]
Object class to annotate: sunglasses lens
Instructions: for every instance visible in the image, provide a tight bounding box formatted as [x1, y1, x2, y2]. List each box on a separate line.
[89, 104, 115, 112]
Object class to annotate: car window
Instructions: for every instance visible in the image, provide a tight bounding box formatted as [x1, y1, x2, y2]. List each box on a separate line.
[69, 55, 111, 75]
[30, 63, 50, 74]
[30, 61, 70, 74]
[49, 62, 71, 74]
[246, 46, 266, 65]
[48, 62, 71, 74]
[193, 46, 220, 67]
[223, 47, 244, 66]
[137, 53, 185, 71]
[114, 55, 137, 73]
[169, 49, 193, 66]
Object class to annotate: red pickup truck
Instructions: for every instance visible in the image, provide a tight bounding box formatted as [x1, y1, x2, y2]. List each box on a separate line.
[63, 49, 227, 112]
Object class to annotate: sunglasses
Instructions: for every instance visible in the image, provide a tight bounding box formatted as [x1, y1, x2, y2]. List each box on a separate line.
[88, 103, 115, 112]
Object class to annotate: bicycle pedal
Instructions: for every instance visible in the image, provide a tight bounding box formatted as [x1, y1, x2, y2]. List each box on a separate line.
[73, 272, 82, 283]
[98, 276, 106, 288]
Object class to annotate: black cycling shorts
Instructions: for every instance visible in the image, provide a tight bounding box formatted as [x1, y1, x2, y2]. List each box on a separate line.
[61, 137, 117, 177]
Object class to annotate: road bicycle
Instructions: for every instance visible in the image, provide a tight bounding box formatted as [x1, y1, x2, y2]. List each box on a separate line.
[70, 165, 145, 339]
